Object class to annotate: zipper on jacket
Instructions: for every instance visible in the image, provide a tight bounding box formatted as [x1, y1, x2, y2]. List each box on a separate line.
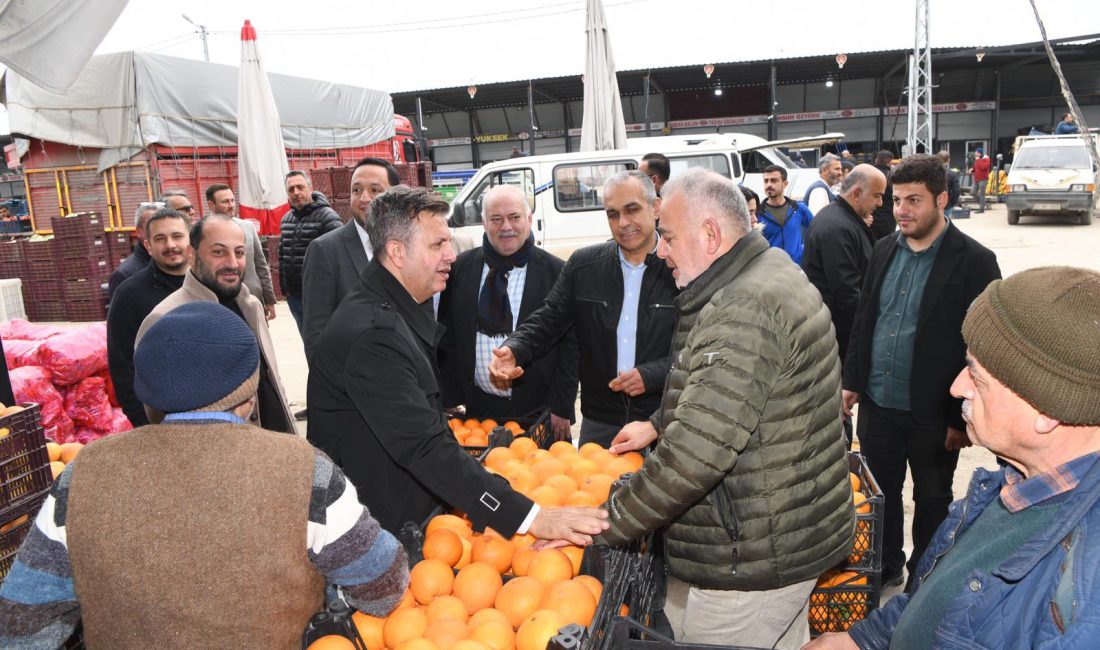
[577, 297, 609, 308]
[648, 303, 676, 310]
[713, 480, 742, 575]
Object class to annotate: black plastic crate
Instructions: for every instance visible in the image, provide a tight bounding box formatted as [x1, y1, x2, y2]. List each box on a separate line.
[300, 599, 369, 650]
[808, 571, 878, 636]
[0, 490, 48, 582]
[844, 452, 884, 576]
[0, 404, 51, 512]
[459, 407, 552, 458]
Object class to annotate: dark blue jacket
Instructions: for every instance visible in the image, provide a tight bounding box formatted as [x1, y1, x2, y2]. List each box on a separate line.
[850, 459, 1100, 648]
[758, 197, 814, 265]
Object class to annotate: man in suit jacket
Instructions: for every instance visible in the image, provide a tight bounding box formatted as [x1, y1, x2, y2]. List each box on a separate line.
[301, 157, 399, 363]
[842, 154, 1001, 590]
[438, 185, 578, 440]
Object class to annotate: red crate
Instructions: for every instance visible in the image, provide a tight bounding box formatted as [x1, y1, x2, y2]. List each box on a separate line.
[331, 199, 352, 224]
[59, 255, 110, 282]
[311, 168, 334, 199]
[55, 232, 108, 258]
[0, 260, 25, 280]
[29, 281, 65, 302]
[62, 279, 105, 303]
[21, 239, 55, 262]
[0, 240, 25, 263]
[66, 300, 107, 322]
[50, 212, 104, 238]
[105, 231, 133, 257]
[29, 301, 66, 322]
[329, 167, 352, 199]
[26, 259, 60, 282]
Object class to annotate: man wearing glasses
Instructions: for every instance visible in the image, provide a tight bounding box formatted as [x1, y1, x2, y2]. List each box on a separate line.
[161, 191, 198, 223]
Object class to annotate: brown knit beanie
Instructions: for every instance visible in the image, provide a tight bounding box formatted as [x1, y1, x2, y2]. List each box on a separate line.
[962, 266, 1100, 425]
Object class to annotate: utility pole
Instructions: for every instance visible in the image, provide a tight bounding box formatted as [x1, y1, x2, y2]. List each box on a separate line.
[182, 14, 210, 62]
[906, 0, 933, 155]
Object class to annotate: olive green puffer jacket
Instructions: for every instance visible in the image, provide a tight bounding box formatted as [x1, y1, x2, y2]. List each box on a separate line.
[597, 231, 854, 591]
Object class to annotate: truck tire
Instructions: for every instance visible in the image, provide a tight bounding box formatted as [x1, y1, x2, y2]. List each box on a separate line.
[1007, 209, 1020, 225]
[1082, 210, 1093, 226]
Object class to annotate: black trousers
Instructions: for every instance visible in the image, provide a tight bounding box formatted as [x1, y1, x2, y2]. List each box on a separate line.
[856, 397, 959, 584]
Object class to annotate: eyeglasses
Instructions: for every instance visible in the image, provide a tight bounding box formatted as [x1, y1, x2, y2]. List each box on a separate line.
[179, 205, 195, 212]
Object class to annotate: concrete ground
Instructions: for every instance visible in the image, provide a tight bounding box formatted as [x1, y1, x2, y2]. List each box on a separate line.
[266, 199, 1099, 603]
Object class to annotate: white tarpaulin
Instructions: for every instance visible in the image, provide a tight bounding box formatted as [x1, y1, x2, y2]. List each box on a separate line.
[236, 20, 290, 235]
[0, 51, 394, 172]
[579, 0, 627, 152]
[0, 0, 130, 93]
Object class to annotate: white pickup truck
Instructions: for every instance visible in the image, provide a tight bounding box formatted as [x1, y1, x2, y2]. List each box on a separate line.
[1004, 133, 1099, 226]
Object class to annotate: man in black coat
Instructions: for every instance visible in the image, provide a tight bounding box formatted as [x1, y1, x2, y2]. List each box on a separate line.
[107, 201, 161, 303]
[870, 150, 897, 240]
[279, 171, 342, 334]
[438, 185, 578, 439]
[106, 209, 191, 426]
[843, 154, 1001, 589]
[490, 171, 678, 447]
[306, 186, 607, 542]
[302, 158, 399, 363]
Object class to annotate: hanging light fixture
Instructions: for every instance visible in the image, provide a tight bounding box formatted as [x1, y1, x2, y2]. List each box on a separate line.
[714, 87, 723, 96]
[467, 84, 477, 99]
[835, 53, 847, 69]
[703, 63, 714, 79]
[976, 48, 986, 63]
[825, 77, 834, 88]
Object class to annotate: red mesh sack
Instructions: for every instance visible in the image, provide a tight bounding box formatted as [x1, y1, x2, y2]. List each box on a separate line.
[2, 339, 42, 369]
[8, 365, 74, 442]
[0, 319, 67, 341]
[37, 324, 108, 387]
[64, 376, 114, 431]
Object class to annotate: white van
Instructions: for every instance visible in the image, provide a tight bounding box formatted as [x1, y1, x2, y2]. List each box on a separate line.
[447, 132, 843, 259]
[1004, 133, 1099, 225]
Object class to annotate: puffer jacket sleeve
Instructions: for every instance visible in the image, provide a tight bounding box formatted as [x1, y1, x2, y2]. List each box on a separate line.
[598, 295, 785, 545]
[319, 207, 343, 235]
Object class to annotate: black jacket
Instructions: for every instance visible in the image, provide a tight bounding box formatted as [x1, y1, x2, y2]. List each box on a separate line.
[843, 221, 1001, 430]
[505, 241, 679, 427]
[107, 244, 151, 304]
[802, 196, 875, 363]
[302, 221, 371, 363]
[278, 192, 342, 296]
[870, 163, 896, 241]
[307, 260, 533, 536]
[106, 263, 186, 426]
[438, 246, 579, 421]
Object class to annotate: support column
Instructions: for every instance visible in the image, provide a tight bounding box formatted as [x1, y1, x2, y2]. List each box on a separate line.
[469, 111, 480, 168]
[768, 62, 778, 141]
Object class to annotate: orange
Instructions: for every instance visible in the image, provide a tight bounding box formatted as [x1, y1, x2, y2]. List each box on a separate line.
[565, 490, 603, 507]
[472, 534, 515, 574]
[449, 417, 463, 431]
[465, 435, 489, 447]
[464, 418, 482, 431]
[585, 449, 614, 472]
[539, 579, 597, 627]
[397, 639, 440, 650]
[308, 636, 358, 650]
[852, 493, 871, 515]
[424, 529, 465, 567]
[578, 442, 605, 459]
[454, 536, 474, 570]
[483, 448, 518, 472]
[469, 618, 516, 650]
[468, 608, 511, 629]
[46, 441, 61, 463]
[479, 419, 500, 433]
[542, 475, 578, 502]
[510, 546, 538, 576]
[529, 457, 567, 484]
[396, 587, 417, 609]
[527, 485, 563, 508]
[50, 461, 65, 480]
[618, 451, 644, 472]
[494, 576, 546, 629]
[411, 559, 456, 605]
[351, 611, 386, 650]
[510, 533, 537, 550]
[509, 436, 538, 458]
[503, 467, 537, 494]
[453, 562, 503, 614]
[515, 609, 566, 650]
[424, 617, 469, 650]
[384, 607, 429, 649]
[849, 472, 862, 493]
[526, 549, 573, 586]
[426, 595, 470, 624]
[566, 459, 600, 485]
[559, 546, 583, 577]
[547, 440, 578, 458]
[58, 442, 83, 464]
[581, 473, 615, 501]
[572, 575, 602, 602]
[428, 514, 473, 540]
[503, 421, 524, 434]
[602, 455, 636, 479]
[450, 641, 491, 650]
[525, 449, 552, 464]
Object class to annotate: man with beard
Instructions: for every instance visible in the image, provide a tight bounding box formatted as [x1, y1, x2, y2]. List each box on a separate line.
[843, 154, 1001, 590]
[803, 154, 842, 216]
[107, 208, 191, 427]
[758, 165, 815, 264]
[870, 150, 897, 240]
[136, 214, 296, 434]
[438, 185, 578, 439]
[205, 183, 277, 320]
[280, 171, 343, 335]
[301, 158, 399, 364]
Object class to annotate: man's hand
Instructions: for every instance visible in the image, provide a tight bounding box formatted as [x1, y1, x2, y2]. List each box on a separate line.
[550, 414, 572, 442]
[489, 346, 524, 389]
[608, 368, 647, 397]
[609, 420, 658, 455]
[264, 303, 277, 321]
[527, 507, 609, 546]
[945, 426, 971, 452]
[801, 632, 859, 649]
[842, 390, 860, 418]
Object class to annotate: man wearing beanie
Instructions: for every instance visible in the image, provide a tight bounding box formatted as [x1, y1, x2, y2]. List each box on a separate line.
[808, 266, 1100, 649]
[0, 302, 409, 649]
[842, 153, 1001, 590]
[136, 213, 296, 434]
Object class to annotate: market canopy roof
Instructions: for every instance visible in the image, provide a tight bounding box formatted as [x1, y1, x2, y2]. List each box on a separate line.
[1, 51, 394, 171]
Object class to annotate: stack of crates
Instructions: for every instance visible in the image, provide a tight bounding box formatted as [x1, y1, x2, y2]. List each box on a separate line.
[328, 167, 352, 224]
[0, 240, 30, 315]
[51, 213, 109, 322]
[104, 231, 134, 272]
[21, 239, 66, 321]
[0, 404, 52, 582]
[261, 236, 282, 299]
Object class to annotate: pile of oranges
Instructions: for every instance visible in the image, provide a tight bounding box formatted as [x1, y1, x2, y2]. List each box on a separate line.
[847, 471, 873, 565]
[448, 418, 524, 448]
[46, 440, 83, 480]
[311, 437, 646, 650]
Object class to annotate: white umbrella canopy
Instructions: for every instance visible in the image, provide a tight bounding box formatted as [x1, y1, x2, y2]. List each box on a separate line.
[579, 0, 628, 152]
[237, 20, 290, 235]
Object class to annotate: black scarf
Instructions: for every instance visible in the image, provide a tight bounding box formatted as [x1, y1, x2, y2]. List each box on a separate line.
[477, 233, 534, 336]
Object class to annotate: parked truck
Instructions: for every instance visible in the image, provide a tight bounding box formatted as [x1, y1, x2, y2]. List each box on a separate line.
[1005, 132, 1099, 225]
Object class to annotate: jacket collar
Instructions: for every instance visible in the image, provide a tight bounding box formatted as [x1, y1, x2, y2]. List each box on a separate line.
[677, 230, 770, 313]
[150, 262, 186, 289]
[833, 196, 874, 235]
[362, 259, 442, 347]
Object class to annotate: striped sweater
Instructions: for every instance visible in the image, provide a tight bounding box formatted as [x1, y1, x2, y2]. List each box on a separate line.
[0, 444, 408, 648]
